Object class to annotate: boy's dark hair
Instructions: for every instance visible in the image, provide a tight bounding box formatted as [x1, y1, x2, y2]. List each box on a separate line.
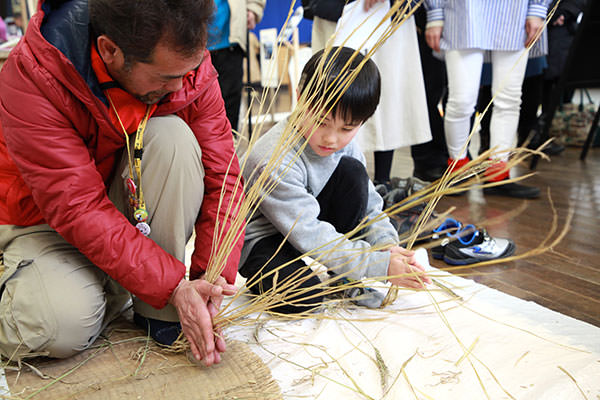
[89, 0, 213, 65]
[298, 47, 381, 124]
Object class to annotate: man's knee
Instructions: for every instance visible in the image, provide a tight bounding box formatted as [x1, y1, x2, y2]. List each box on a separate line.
[144, 115, 203, 168]
[1, 278, 105, 359]
[45, 298, 106, 358]
[0, 248, 109, 359]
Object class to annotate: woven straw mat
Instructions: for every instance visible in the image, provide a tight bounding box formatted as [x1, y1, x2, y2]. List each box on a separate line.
[5, 321, 282, 400]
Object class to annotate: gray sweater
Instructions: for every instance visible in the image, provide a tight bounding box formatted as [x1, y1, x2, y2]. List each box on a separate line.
[241, 118, 399, 281]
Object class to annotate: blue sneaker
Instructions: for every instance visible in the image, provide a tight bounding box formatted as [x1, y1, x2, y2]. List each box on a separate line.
[442, 227, 515, 265]
[430, 218, 462, 259]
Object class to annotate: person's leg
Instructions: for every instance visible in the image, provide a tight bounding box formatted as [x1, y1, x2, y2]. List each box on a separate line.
[0, 225, 130, 360]
[316, 156, 370, 234]
[411, 31, 449, 181]
[210, 46, 244, 134]
[109, 115, 204, 323]
[484, 50, 539, 198]
[315, 156, 387, 307]
[444, 49, 484, 163]
[239, 235, 324, 314]
[489, 50, 529, 163]
[373, 150, 394, 187]
[239, 156, 370, 313]
[476, 84, 493, 154]
[517, 74, 543, 146]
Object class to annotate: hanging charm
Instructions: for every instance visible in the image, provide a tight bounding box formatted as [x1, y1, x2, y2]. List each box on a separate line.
[136, 222, 151, 236]
[126, 178, 137, 195]
[133, 208, 149, 222]
[128, 196, 138, 208]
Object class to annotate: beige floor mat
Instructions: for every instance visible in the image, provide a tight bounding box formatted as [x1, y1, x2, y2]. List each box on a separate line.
[5, 319, 281, 400]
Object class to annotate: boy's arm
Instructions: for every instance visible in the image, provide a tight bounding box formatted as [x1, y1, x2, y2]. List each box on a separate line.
[255, 159, 391, 282]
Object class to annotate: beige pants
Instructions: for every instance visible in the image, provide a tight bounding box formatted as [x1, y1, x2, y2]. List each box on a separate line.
[0, 115, 204, 360]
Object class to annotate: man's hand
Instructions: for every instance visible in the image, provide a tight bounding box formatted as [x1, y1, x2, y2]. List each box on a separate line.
[425, 26, 443, 52]
[364, 0, 386, 12]
[525, 16, 545, 47]
[387, 246, 432, 288]
[247, 11, 258, 30]
[169, 278, 236, 366]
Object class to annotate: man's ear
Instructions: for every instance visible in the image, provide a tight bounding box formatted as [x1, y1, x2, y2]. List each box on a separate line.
[97, 35, 125, 69]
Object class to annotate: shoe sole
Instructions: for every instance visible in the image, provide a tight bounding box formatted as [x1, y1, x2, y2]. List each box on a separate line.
[431, 247, 444, 259]
[442, 240, 516, 265]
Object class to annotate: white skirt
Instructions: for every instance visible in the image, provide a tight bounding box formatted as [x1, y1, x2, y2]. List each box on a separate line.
[335, 13, 432, 151]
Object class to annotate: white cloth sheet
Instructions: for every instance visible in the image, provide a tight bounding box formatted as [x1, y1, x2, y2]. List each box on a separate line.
[224, 249, 600, 399]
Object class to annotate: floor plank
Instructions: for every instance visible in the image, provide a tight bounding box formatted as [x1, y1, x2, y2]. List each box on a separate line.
[431, 147, 600, 327]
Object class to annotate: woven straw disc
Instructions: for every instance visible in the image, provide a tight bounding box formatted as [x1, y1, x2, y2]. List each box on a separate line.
[6, 324, 282, 400]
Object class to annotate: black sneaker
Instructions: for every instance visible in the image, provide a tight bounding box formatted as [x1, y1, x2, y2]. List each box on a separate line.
[430, 218, 462, 259]
[483, 181, 540, 199]
[443, 227, 516, 265]
[133, 312, 182, 346]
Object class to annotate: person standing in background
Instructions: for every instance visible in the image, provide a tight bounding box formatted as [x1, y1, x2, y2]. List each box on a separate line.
[306, 0, 432, 188]
[411, 6, 449, 183]
[301, 0, 344, 54]
[208, 0, 266, 136]
[424, 0, 548, 198]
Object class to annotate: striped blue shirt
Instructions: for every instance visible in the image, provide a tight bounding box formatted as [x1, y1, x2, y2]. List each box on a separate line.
[424, 0, 549, 51]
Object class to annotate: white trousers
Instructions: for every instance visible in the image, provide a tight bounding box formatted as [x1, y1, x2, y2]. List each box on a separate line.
[444, 49, 529, 161]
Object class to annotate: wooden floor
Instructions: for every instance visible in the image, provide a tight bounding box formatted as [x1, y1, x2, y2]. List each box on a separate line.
[430, 146, 600, 327]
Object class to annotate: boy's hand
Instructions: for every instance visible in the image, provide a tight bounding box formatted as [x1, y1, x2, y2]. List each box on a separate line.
[387, 246, 431, 288]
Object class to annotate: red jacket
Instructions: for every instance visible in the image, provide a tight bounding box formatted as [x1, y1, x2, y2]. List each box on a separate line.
[0, 0, 244, 309]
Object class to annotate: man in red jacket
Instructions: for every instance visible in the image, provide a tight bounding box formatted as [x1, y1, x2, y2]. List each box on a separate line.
[0, 0, 245, 366]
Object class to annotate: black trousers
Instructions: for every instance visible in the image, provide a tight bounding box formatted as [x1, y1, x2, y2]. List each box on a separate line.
[210, 45, 245, 134]
[411, 27, 449, 171]
[239, 156, 370, 314]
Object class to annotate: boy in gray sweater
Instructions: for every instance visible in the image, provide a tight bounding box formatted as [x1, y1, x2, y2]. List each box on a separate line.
[240, 47, 431, 313]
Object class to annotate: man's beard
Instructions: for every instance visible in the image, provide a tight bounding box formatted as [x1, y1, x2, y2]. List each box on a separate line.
[136, 90, 169, 105]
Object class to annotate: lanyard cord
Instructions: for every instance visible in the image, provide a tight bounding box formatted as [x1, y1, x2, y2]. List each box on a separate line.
[106, 94, 152, 234]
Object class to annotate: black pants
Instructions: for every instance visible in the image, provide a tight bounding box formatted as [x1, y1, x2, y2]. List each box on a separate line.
[210, 45, 244, 134]
[411, 28, 449, 171]
[239, 157, 370, 314]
